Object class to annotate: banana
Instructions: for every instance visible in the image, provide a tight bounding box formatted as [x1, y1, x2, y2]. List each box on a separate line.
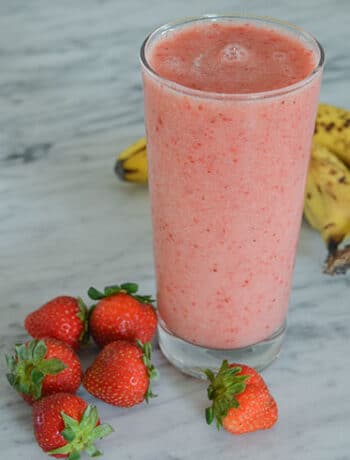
[304, 143, 350, 249]
[114, 138, 148, 184]
[304, 143, 350, 274]
[314, 103, 350, 167]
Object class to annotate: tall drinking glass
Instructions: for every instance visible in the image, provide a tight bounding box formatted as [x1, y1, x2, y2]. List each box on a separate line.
[140, 15, 324, 377]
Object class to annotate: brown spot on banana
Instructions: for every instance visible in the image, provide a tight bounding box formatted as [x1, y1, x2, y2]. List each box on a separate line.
[323, 222, 336, 230]
[325, 122, 335, 132]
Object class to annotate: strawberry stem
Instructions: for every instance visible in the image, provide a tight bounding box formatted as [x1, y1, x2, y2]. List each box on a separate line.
[48, 405, 113, 459]
[77, 297, 90, 346]
[87, 287, 105, 300]
[203, 360, 249, 429]
[120, 282, 138, 293]
[87, 283, 155, 305]
[136, 340, 158, 402]
[6, 339, 66, 400]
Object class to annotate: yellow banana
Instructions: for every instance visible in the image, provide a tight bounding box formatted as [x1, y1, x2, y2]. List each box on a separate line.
[115, 138, 148, 184]
[304, 143, 350, 274]
[304, 143, 350, 249]
[314, 103, 350, 167]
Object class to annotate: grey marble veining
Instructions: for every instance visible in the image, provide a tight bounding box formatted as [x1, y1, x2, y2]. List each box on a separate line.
[0, 0, 349, 459]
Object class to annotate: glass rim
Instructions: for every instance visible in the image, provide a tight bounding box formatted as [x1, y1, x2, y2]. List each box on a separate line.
[140, 14, 325, 101]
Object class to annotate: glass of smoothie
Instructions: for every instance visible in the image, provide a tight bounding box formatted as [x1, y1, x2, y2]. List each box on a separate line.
[140, 15, 324, 377]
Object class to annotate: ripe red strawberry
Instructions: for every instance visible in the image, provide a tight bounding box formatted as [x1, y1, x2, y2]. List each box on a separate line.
[88, 282, 157, 348]
[83, 340, 158, 407]
[204, 360, 278, 434]
[33, 393, 113, 459]
[6, 338, 82, 404]
[25, 296, 88, 350]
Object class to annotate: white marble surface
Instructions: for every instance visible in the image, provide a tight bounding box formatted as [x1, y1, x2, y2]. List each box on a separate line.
[0, 1, 349, 459]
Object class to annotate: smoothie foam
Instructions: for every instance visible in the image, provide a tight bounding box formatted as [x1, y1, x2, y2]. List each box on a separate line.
[149, 22, 315, 93]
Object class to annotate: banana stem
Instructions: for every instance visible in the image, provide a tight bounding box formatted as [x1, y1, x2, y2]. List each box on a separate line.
[324, 245, 350, 275]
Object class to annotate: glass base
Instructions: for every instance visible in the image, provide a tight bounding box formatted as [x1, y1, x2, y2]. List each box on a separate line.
[158, 320, 286, 379]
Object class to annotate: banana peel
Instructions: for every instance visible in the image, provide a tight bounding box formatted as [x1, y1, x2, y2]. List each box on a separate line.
[314, 103, 350, 167]
[305, 143, 350, 274]
[115, 138, 148, 184]
[304, 144, 350, 246]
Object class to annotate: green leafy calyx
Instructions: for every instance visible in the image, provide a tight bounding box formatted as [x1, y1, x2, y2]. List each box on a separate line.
[87, 282, 155, 305]
[77, 297, 90, 346]
[5, 339, 66, 400]
[203, 360, 249, 429]
[49, 404, 114, 460]
[136, 340, 158, 402]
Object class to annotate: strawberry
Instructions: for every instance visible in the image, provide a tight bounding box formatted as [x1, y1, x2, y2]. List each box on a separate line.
[83, 340, 158, 407]
[25, 296, 89, 350]
[204, 360, 278, 434]
[88, 282, 157, 348]
[6, 338, 82, 403]
[33, 393, 113, 459]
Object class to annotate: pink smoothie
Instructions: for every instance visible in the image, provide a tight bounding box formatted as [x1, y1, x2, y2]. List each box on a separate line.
[142, 20, 322, 349]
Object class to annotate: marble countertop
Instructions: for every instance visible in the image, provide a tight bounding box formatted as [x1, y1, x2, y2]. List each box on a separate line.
[0, 1, 349, 459]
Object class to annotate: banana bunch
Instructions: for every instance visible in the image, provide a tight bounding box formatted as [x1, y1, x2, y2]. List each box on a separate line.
[301, 103, 350, 274]
[115, 103, 350, 274]
[305, 143, 350, 274]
